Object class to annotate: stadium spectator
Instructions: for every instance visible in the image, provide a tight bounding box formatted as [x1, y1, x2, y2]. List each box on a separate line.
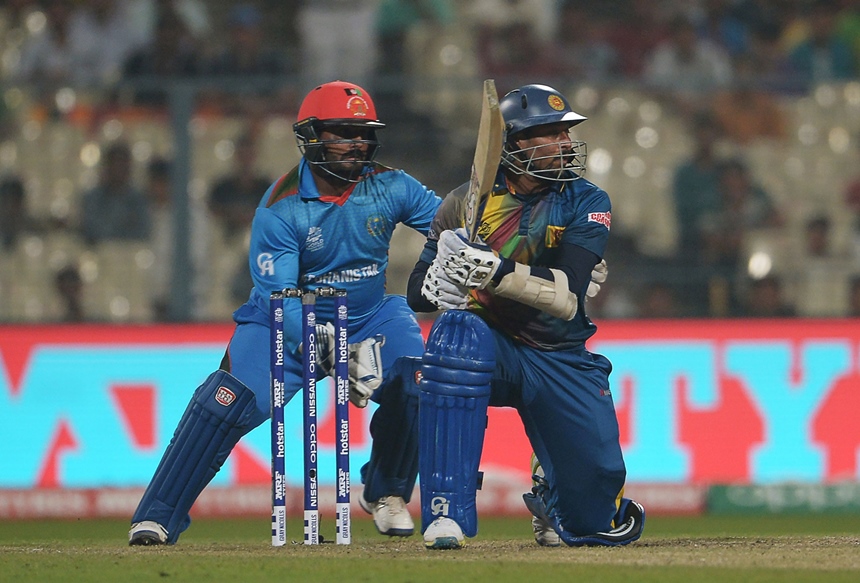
[698, 158, 783, 272]
[636, 282, 685, 318]
[603, 0, 671, 78]
[122, 5, 200, 107]
[207, 132, 272, 241]
[788, 0, 857, 84]
[693, 0, 751, 58]
[12, 0, 76, 85]
[671, 110, 725, 266]
[53, 263, 84, 322]
[740, 274, 796, 317]
[0, 175, 40, 251]
[470, 0, 559, 81]
[79, 141, 151, 245]
[205, 4, 290, 77]
[66, 0, 147, 85]
[790, 214, 855, 317]
[202, 3, 295, 116]
[375, 0, 454, 82]
[130, 0, 212, 47]
[297, 0, 378, 83]
[548, 1, 620, 80]
[848, 275, 860, 316]
[642, 12, 733, 109]
[145, 157, 209, 321]
[745, 21, 802, 93]
[711, 53, 788, 144]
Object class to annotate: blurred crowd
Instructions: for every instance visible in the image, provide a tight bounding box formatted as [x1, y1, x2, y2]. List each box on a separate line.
[4, 0, 860, 98]
[1, 0, 860, 322]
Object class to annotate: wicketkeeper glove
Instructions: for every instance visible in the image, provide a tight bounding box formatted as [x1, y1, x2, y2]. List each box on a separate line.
[422, 256, 470, 311]
[304, 322, 337, 375]
[436, 228, 502, 290]
[302, 323, 385, 409]
[348, 334, 384, 408]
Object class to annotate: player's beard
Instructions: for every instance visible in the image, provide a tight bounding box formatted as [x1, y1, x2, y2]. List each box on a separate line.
[322, 147, 369, 182]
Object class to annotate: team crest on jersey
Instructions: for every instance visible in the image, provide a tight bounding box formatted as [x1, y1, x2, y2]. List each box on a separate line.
[588, 212, 611, 230]
[366, 215, 385, 237]
[545, 225, 565, 248]
[548, 95, 565, 111]
[306, 226, 324, 251]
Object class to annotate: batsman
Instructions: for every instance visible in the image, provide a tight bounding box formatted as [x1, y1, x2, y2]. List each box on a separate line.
[408, 84, 645, 549]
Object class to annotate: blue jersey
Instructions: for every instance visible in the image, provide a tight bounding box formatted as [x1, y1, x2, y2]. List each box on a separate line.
[426, 167, 610, 350]
[234, 158, 441, 354]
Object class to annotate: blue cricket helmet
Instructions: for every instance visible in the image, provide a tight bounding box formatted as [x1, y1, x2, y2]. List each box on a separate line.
[499, 84, 587, 181]
[499, 84, 586, 136]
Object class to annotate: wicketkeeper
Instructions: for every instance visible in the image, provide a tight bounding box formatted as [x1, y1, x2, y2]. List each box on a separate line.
[128, 81, 441, 545]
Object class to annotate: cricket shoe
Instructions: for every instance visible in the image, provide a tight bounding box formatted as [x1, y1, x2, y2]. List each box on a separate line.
[529, 454, 560, 547]
[359, 495, 414, 537]
[423, 517, 465, 550]
[532, 514, 561, 547]
[128, 521, 168, 546]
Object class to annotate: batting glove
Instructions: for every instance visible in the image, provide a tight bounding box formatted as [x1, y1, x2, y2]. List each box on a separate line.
[437, 228, 501, 290]
[348, 335, 384, 408]
[586, 259, 608, 298]
[422, 257, 470, 311]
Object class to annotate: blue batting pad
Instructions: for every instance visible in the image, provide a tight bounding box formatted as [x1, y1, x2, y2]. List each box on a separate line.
[419, 310, 495, 537]
[131, 370, 257, 543]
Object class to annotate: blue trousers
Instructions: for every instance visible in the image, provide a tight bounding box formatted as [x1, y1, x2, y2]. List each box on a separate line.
[132, 295, 424, 541]
[226, 294, 425, 502]
[226, 295, 425, 426]
[490, 331, 626, 536]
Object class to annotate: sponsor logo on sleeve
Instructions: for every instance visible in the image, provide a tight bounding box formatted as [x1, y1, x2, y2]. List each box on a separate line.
[588, 211, 611, 230]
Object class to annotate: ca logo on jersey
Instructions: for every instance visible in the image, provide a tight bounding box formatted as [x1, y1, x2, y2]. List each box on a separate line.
[257, 253, 274, 276]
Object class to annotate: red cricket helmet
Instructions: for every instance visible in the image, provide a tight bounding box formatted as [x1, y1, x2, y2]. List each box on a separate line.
[297, 80, 385, 128]
[294, 81, 384, 182]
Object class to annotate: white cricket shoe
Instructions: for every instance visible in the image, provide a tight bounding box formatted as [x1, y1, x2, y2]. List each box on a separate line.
[128, 521, 168, 546]
[359, 495, 414, 537]
[532, 514, 561, 547]
[423, 517, 465, 550]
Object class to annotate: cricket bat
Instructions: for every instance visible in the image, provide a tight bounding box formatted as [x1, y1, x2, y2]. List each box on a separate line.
[464, 79, 506, 242]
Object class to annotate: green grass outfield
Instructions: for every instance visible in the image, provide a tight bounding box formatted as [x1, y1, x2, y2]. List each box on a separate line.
[1, 515, 858, 583]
